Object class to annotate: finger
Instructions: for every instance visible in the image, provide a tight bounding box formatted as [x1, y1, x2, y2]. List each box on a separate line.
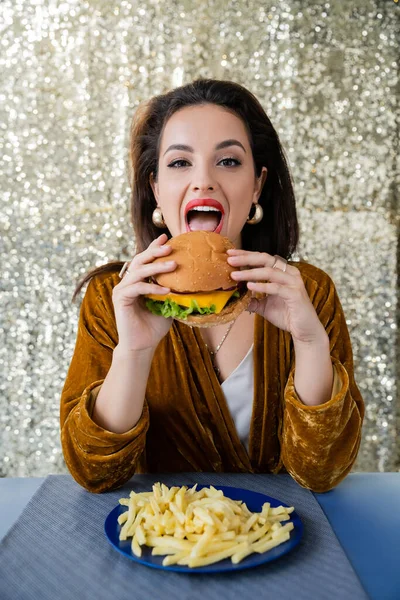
[227, 252, 297, 276]
[231, 266, 296, 284]
[144, 233, 171, 255]
[226, 248, 254, 254]
[227, 248, 270, 260]
[227, 250, 272, 265]
[120, 260, 176, 287]
[150, 233, 169, 246]
[128, 235, 172, 270]
[247, 281, 296, 300]
[116, 281, 172, 299]
[135, 281, 171, 295]
[144, 232, 170, 254]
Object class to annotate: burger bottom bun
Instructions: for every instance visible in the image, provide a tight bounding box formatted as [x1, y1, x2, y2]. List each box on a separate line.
[175, 289, 253, 328]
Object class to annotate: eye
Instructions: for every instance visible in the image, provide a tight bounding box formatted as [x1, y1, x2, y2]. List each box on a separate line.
[167, 159, 190, 168]
[167, 157, 241, 168]
[219, 157, 241, 167]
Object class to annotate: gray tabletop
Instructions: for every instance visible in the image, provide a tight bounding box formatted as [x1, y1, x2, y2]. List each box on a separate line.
[0, 472, 369, 600]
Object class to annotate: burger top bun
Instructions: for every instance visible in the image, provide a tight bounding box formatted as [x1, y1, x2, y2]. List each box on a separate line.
[153, 231, 237, 292]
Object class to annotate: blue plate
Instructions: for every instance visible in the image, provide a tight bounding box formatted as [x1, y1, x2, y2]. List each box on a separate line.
[104, 485, 303, 573]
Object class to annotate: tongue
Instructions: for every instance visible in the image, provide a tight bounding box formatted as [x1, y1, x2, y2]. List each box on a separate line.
[187, 212, 220, 232]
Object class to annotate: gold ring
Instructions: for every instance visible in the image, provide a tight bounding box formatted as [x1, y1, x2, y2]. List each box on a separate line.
[119, 262, 130, 279]
[272, 255, 287, 272]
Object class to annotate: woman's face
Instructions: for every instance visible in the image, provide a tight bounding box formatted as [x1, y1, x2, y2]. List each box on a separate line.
[150, 104, 267, 248]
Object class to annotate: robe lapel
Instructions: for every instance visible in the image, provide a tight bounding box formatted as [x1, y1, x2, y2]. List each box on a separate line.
[175, 321, 252, 472]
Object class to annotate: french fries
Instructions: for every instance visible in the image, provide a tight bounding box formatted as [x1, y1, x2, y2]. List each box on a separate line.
[117, 484, 295, 568]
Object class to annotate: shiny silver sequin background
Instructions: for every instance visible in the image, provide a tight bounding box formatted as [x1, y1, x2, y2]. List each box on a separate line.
[1, 0, 399, 477]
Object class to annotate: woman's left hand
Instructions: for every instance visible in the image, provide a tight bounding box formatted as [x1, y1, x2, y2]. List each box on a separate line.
[227, 249, 327, 345]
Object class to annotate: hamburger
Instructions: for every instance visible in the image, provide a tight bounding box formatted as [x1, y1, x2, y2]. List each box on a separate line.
[144, 231, 252, 327]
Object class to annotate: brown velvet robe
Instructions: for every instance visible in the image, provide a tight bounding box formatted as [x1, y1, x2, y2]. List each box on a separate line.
[60, 262, 364, 494]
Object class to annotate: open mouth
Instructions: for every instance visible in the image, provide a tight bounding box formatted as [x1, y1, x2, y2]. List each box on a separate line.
[185, 207, 224, 233]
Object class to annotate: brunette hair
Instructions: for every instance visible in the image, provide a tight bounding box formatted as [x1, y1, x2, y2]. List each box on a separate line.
[72, 78, 299, 302]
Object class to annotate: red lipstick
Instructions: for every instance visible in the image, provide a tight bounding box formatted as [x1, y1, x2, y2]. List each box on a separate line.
[184, 199, 225, 234]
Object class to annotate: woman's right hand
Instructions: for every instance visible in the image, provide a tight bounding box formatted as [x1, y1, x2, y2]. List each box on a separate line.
[112, 233, 177, 353]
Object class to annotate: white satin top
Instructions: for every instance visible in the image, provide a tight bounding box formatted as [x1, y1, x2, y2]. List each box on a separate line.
[221, 343, 254, 451]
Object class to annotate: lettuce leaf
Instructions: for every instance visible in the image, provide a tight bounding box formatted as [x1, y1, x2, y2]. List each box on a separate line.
[145, 289, 241, 320]
[145, 297, 218, 319]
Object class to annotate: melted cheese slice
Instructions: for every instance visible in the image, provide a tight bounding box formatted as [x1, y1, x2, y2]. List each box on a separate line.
[145, 289, 237, 314]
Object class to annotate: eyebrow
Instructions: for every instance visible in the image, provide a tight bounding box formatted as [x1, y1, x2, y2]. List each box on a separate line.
[163, 139, 247, 156]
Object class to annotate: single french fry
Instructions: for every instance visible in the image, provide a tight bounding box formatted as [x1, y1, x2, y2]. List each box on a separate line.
[193, 507, 214, 527]
[204, 486, 223, 498]
[190, 525, 216, 558]
[253, 531, 291, 553]
[135, 524, 146, 546]
[242, 513, 258, 534]
[208, 511, 226, 533]
[169, 501, 186, 525]
[131, 535, 142, 557]
[231, 546, 254, 564]
[258, 517, 266, 524]
[117, 512, 128, 525]
[149, 496, 160, 515]
[151, 546, 181, 556]
[120, 500, 138, 540]
[175, 487, 187, 512]
[217, 530, 236, 541]
[238, 502, 252, 518]
[186, 542, 248, 568]
[269, 506, 287, 516]
[248, 522, 271, 544]
[202, 539, 246, 555]
[265, 514, 291, 523]
[126, 507, 144, 538]
[162, 550, 190, 566]
[271, 522, 294, 538]
[152, 482, 161, 501]
[146, 535, 193, 551]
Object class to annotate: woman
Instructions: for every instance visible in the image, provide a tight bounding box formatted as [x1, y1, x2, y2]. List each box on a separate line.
[61, 78, 364, 493]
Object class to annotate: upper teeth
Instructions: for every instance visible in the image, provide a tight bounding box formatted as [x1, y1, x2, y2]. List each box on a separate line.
[189, 206, 221, 212]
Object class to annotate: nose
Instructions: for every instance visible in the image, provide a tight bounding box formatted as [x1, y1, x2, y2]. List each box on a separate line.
[191, 163, 217, 192]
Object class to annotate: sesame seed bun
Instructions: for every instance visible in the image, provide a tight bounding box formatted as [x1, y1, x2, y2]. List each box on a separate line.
[154, 231, 237, 292]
